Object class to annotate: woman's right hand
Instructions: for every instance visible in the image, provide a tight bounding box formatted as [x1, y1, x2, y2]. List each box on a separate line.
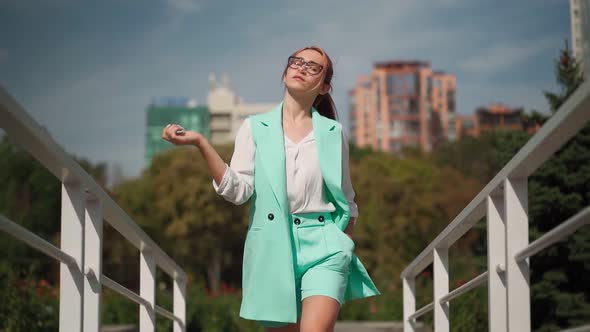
[161, 124, 204, 147]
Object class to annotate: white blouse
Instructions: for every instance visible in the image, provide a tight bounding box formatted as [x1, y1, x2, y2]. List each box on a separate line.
[212, 118, 359, 225]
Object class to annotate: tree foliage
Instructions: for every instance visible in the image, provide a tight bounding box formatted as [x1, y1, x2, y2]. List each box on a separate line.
[433, 42, 590, 330]
[529, 40, 590, 331]
[544, 41, 585, 112]
[112, 144, 248, 293]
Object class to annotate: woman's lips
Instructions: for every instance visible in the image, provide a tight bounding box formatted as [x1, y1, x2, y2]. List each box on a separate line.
[293, 75, 305, 82]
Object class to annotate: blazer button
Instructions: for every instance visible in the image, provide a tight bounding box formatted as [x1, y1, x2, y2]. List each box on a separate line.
[267, 213, 274, 221]
[294, 218, 301, 225]
[318, 215, 325, 222]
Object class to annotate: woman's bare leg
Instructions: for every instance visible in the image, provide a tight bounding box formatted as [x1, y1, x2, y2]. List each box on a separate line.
[299, 295, 340, 332]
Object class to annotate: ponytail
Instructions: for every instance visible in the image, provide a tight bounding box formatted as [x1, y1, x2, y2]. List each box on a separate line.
[313, 93, 338, 121]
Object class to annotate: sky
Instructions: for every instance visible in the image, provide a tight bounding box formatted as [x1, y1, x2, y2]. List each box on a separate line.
[0, 0, 571, 180]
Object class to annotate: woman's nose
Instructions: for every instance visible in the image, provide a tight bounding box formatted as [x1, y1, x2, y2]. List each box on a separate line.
[298, 67, 308, 75]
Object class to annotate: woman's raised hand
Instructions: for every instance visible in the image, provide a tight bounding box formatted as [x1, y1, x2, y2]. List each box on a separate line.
[161, 124, 204, 147]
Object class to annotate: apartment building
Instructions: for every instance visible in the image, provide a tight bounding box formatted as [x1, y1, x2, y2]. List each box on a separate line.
[349, 61, 456, 153]
[207, 74, 275, 145]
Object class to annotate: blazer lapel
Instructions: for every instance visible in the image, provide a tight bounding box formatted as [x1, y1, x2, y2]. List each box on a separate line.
[256, 102, 288, 214]
[312, 108, 341, 194]
[312, 108, 351, 229]
[255, 103, 349, 223]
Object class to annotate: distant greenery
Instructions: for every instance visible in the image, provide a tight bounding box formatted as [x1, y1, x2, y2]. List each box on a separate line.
[527, 41, 590, 331]
[432, 42, 590, 331]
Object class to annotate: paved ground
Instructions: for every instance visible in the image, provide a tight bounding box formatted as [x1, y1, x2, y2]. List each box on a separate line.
[335, 321, 430, 332]
[103, 321, 431, 332]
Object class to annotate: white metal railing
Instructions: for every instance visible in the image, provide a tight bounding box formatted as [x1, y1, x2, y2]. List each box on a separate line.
[401, 78, 590, 332]
[0, 84, 187, 332]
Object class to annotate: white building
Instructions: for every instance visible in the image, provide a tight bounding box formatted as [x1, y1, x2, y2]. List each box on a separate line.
[571, 0, 590, 75]
[207, 73, 275, 145]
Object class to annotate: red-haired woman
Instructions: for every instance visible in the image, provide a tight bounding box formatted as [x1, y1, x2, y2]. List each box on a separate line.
[163, 46, 379, 332]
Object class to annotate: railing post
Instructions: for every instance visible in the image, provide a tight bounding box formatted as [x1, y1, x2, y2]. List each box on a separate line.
[59, 182, 85, 332]
[403, 276, 416, 332]
[487, 194, 507, 331]
[504, 178, 530, 332]
[173, 276, 187, 332]
[140, 249, 156, 332]
[83, 197, 103, 332]
[433, 247, 449, 332]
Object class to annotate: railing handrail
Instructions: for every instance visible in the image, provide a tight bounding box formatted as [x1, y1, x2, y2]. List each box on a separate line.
[0, 214, 78, 267]
[0, 84, 187, 331]
[0, 84, 186, 281]
[401, 78, 590, 279]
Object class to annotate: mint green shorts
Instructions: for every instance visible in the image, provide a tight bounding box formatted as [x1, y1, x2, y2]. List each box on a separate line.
[258, 211, 355, 328]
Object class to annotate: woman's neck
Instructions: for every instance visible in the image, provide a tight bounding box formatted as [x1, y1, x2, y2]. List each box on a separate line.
[282, 91, 314, 125]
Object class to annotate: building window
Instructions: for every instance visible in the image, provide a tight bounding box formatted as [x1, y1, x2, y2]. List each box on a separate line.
[386, 74, 398, 96]
[409, 99, 418, 114]
[390, 121, 402, 138]
[447, 90, 456, 112]
[386, 73, 419, 96]
[406, 73, 418, 95]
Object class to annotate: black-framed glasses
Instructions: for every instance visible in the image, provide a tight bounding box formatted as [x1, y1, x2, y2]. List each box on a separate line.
[287, 56, 324, 75]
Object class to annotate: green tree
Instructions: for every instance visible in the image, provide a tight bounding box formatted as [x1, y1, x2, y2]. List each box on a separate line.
[433, 131, 507, 183]
[528, 41, 590, 331]
[0, 136, 61, 281]
[113, 144, 249, 293]
[0, 135, 113, 328]
[0, 262, 59, 332]
[347, 148, 481, 321]
[464, 41, 590, 331]
[429, 42, 590, 330]
[544, 41, 585, 112]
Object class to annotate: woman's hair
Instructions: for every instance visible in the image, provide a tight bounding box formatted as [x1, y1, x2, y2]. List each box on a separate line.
[282, 45, 338, 121]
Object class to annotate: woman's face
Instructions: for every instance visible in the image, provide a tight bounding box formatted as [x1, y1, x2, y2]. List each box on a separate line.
[283, 49, 330, 97]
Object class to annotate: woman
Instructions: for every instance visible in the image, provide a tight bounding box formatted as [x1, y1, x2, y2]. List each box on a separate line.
[162, 46, 379, 331]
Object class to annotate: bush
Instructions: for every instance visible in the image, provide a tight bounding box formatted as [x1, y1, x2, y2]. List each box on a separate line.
[0, 262, 59, 331]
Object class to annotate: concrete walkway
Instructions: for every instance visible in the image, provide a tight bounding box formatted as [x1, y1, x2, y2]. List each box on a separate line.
[335, 321, 430, 332]
[103, 321, 431, 332]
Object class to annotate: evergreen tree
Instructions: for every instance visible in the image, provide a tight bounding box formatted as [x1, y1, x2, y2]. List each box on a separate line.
[530, 41, 590, 331]
[434, 40, 590, 331]
[544, 40, 585, 112]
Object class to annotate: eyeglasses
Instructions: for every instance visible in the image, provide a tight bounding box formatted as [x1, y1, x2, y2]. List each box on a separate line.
[287, 56, 324, 75]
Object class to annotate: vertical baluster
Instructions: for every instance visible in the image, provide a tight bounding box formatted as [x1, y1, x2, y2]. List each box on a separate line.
[403, 276, 416, 332]
[60, 181, 85, 332]
[83, 196, 103, 332]
[434, 247, 449, 332]
[173, 276, 187, 332]
[487, 193, 507, 331]
[504, 178, 531, 331]
[140, 249, 156, 332]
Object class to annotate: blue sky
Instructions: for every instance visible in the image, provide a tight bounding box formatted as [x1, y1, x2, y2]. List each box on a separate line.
[0, 0, 570, 179]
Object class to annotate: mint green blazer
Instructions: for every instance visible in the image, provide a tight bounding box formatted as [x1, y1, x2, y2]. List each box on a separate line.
[239, 102, 380, 323]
